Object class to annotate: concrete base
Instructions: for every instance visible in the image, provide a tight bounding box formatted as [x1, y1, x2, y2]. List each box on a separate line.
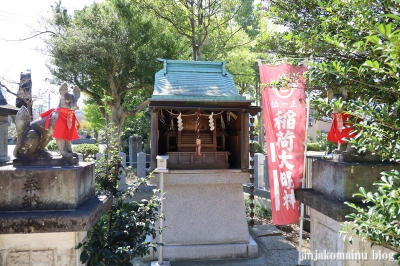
[0, 162, 109, 265]
[0, 195, 112, 234]
[0, 184, 111, 265]
[0, 162, 95, 211]
[146, 236, 258, 261]
[13, 156, 79, 167]
[0, 231, 86, 266]
[0, 156, 10, 165]
[309, 209, 398, 266]
[151, 261, 170, 266]
[149, 169, 257, 261]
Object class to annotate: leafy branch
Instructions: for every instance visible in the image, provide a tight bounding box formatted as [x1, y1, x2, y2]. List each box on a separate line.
[78, 124, 162, 265]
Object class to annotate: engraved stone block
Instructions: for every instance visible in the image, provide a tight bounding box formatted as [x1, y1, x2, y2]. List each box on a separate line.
[0, 162, 95, 211]
[31, 250, 54, 266]
[7, 251, 29, 265]
[312, 160, 397, 202]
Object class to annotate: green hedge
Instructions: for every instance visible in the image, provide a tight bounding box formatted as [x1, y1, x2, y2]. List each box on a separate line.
[73, 144, 99, 160]
[253, 141, 266, 154]
[307, 142, 325, 151]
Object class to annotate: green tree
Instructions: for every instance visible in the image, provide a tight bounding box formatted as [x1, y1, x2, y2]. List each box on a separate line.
[82, 102, 108, 141]
[260, 0, 400, 160]
[45, 0, 183, 137]
[261, 0, 400, 257]
[133, 0, 263, 61]
[119, 86, 153, 154]
[225, 47, 266, 104]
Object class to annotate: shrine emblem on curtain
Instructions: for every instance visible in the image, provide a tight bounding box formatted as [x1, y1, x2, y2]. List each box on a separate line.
[259, 63, 307, 225]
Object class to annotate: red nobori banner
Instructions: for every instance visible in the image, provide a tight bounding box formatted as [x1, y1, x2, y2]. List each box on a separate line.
[259, 63, 307, 225]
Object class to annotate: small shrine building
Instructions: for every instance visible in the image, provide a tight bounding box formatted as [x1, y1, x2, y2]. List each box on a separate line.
[149, 59, 259, 170]
[146, 59, 260, 261]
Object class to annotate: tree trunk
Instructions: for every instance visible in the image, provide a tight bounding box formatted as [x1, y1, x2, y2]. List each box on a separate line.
[94, 129, 99, 142]
[110, 101, 125, 145]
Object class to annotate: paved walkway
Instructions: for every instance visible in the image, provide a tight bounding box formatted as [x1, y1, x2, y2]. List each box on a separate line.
[131, 223, 311, 266]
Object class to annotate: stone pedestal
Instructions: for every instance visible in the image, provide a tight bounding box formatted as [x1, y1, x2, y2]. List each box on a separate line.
[0, 162, 112, 266]
[296, 159, 399, 266]
[0, 162, 95, 211]
[312, 160, 395, 202]
[145, 169, 257, 261]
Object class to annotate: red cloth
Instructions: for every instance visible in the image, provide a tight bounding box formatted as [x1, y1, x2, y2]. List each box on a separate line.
[259, 63, 307, 225]
[327, 112, 356, 144]
[40, 108, 80, 140]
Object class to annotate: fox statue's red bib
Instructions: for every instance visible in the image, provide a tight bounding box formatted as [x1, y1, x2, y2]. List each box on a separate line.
[40, 107, 80, 140]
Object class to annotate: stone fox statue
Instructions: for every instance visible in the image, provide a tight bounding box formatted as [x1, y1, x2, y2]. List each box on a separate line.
[14, 83, 81, 159]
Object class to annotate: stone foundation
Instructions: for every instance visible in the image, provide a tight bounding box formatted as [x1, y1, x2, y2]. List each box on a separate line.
[0, 162, 112, 265]
[308, 209, 398, 266]
[0, 232, 86, 266]
[146, 169, 258, 261]
[296, 159, 399, 266]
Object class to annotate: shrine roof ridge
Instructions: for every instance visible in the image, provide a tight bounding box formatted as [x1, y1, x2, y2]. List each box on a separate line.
[150, 95, 249, 101]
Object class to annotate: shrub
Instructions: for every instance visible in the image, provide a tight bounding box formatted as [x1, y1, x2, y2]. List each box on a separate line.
[47, 139, 58, 152]
[307, 142, 324, 151]
[252, 141, 266, 154]
[77, 177, 161, 265]
[245, 198, 271, 219]
[254, 205, 272, 219]
[315, 130, 336, 153]
[73, 144, 99, 161]
[342, 170, 400, 259]
[77, 126, 162, 265]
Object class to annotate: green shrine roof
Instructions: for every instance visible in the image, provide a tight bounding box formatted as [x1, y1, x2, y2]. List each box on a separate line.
[150, 59, 249, 102]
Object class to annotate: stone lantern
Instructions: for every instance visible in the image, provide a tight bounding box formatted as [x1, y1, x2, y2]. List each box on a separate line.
[156, 155, 169, 171]
[0, 87, 18, 164]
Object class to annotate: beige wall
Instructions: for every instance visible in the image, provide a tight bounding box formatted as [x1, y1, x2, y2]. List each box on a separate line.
[307, 118, 331, 142]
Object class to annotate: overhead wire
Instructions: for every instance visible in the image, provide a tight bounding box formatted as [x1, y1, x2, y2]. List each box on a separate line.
[0, 10, 36, 19]
[0, 10, 36, 24]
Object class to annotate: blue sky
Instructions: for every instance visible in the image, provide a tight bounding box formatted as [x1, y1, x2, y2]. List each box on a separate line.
[0, 0, 99, 108]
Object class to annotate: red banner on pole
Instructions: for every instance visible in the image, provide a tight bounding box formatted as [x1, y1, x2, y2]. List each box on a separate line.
[259, 63, 307, 225]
